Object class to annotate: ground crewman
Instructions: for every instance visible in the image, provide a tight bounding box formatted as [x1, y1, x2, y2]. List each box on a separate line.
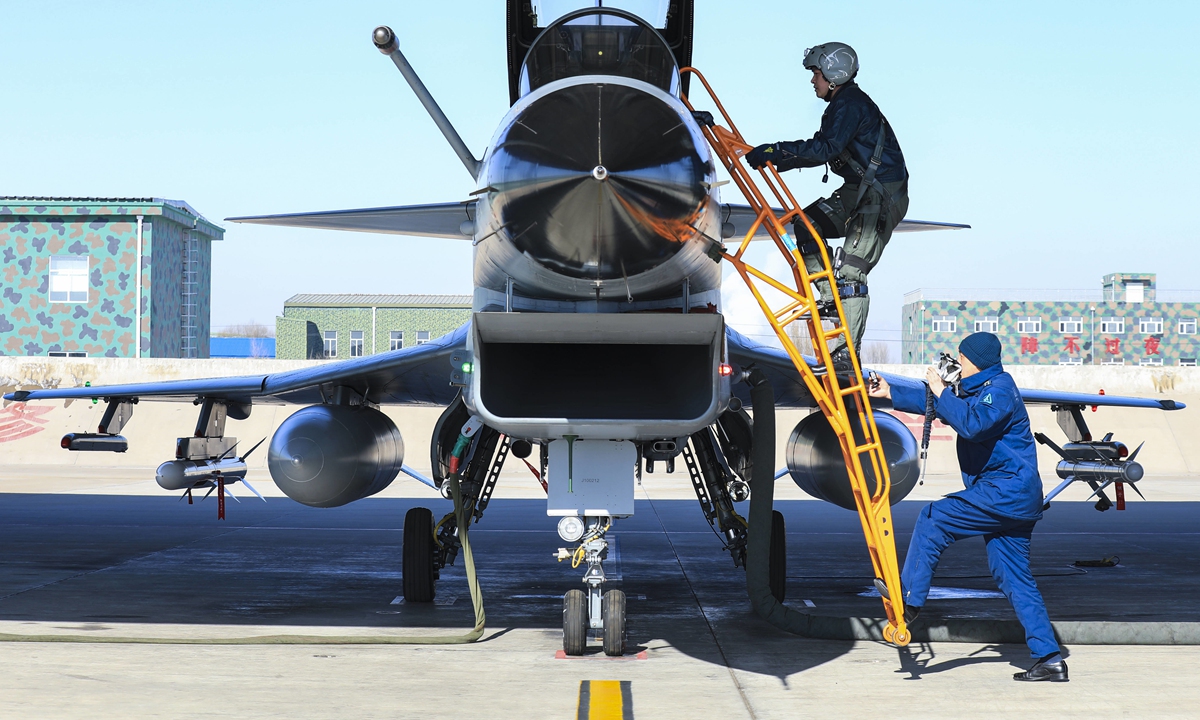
[746, 42, 908, 369]
[868, 332, 1068, 682]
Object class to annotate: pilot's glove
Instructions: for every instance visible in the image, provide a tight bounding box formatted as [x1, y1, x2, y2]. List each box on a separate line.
[745, 143, 778, 170]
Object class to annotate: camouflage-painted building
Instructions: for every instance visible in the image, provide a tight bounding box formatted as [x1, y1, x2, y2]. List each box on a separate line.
[0, 197, 222, 358]
[276, 294, 471, 360]
[902, 273, 1200, 366]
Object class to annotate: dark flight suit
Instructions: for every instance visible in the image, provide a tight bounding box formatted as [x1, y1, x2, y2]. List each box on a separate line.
[891, 363, 1061, 660]
[770, 82, 909, 358]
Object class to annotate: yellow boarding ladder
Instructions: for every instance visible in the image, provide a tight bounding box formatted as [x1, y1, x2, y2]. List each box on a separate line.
[682, 67, 910, 646]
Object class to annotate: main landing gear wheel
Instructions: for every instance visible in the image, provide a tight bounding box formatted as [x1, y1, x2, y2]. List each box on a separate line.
[563, 589, 588, 656]
[769, 510, 786, 603]
[403, 507, 435, 602]
[602, 589, 627, 657]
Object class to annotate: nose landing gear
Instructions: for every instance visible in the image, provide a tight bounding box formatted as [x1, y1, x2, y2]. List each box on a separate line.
[558, 515, 626, 656]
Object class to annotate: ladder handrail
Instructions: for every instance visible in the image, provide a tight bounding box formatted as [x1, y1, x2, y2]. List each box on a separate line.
[681, 66, 910, 646]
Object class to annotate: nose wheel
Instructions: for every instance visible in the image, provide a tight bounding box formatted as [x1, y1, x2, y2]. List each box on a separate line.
[563, 589, 588, 655]
[558, 516, 626, 656]
[602, 589, 627, 656]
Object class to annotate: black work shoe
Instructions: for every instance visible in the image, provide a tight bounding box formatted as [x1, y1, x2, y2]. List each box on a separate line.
[830, 348, 855, 374]
[873, 578, 922, 624]
[816, 300, 840, 320]
[1013, 656, 1069, 682]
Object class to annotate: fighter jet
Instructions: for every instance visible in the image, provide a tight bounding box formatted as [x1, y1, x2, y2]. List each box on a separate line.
[6, 1, 1183, 656]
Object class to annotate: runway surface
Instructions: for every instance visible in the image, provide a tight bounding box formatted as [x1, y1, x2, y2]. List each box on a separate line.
[2, 491, 1199, 718]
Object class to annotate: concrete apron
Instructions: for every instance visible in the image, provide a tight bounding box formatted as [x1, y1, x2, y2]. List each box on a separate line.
[769, 614, 1200, 646]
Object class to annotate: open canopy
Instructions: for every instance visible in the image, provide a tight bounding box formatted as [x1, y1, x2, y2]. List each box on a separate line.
[518, 8, 680, 97]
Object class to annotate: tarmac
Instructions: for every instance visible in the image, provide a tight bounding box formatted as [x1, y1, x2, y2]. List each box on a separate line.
[2, 466, 1199, 718]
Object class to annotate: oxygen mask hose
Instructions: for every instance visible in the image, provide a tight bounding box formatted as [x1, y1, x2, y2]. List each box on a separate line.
[920, 386, 936, 481]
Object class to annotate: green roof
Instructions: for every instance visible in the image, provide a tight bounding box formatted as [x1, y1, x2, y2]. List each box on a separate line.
[284, 293, 473, 308]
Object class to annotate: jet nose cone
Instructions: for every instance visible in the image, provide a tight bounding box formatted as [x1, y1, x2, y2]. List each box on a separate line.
[488, 82, 711, 280]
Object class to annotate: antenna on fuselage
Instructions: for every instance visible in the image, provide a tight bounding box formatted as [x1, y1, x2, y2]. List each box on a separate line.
[372, 25, 480, 179]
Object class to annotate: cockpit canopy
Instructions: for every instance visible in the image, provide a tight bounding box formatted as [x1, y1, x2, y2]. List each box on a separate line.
[518, 9, 681, 98]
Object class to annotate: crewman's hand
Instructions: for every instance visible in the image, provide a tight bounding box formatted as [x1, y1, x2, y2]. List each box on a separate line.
[925, 366, 948, 396]
[867, 373, 891, 400]
[745, 143, 777, 170]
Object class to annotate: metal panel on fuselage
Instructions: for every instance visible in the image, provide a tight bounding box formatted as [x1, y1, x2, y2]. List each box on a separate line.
[546, 439, 637, 517]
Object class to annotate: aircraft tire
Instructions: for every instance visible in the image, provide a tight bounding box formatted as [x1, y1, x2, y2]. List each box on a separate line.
[563, 589, 588, 656]
[602, 589, 627, 657]
[403, 507, 436, 602]
[769, 510, 786, 603]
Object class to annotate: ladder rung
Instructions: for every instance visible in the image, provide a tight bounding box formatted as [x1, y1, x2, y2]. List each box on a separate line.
[823, 326, 846, 339]
[854, 442, 883, 454]
[838, 384, 864, 396]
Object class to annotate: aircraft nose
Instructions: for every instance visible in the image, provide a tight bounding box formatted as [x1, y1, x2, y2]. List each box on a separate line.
[487, 82, 710, 281]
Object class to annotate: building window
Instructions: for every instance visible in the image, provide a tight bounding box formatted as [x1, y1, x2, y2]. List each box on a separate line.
[931, 316, 955, 332]
[416, 331, 431, 345]
[49, 255, 89, 303]
[323, 330, 337, 358]
[1138, 318, 1163, 334]
[1017, 317, 1042, 334]
[1139, 357, 1163, 366]
[974, 316, 998, 332]
[47, 351, 88, 358]
[1101, 318, 1124, 334]
[1181, 358, 1197, 367]
[390, 331, 404, 351]
[350, 330, 364, 357]
[1101, 358, 1125, 365]
[1125, 282, 1145, 303]
[1178, 319, 1197, 335]
[1059, 357, 1083, 366]
[1058, 318, 1083, 334]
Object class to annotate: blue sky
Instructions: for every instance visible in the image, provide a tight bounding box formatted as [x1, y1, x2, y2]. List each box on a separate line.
[4, 1, 1198, 354]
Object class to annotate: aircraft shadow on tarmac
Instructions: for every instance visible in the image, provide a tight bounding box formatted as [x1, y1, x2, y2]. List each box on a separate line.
[1, 494, 1197, 679]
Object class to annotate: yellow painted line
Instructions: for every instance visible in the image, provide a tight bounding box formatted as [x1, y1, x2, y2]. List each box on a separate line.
[577, 680, 632, 720]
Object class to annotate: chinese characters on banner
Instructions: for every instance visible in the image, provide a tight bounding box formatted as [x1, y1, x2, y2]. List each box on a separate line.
[1020, 337, 1039, 354]
[1145, 336, 1161, 355]
[1064, 336, 1081, 354]
[1105, 338, 1121, 355]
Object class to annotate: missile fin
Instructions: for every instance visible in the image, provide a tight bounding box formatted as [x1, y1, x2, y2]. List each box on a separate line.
[241, 437, 268, 461]
[241, 478, 267, 502]
[1085, 479, 1114, 501]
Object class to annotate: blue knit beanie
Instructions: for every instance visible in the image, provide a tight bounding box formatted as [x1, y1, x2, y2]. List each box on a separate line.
[959, 332, 1002, 369]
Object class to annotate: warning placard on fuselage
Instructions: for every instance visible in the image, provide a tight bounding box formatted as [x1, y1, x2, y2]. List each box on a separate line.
[546, 439, 636, 517]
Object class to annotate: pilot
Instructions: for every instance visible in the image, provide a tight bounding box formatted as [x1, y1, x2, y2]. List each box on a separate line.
[867, 332, 1068, 683]
[745, 42, 909, 370]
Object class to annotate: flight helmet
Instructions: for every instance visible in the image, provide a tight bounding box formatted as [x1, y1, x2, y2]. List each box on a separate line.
[803, 42, 859, 87]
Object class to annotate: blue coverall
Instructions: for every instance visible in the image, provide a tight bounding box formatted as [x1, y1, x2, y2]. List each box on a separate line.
[891, 363, 1060, 658]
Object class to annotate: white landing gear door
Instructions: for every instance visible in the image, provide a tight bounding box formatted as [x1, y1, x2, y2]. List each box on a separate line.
[546, 439, 636, 517]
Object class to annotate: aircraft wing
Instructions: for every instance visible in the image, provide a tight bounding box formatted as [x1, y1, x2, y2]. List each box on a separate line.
[725, 328, 1186, 411]
[226, 202, 475, 238]
[721, 203, 970, 239]
[4, 325, 468, 407]
[10, 321, 1178, 413]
